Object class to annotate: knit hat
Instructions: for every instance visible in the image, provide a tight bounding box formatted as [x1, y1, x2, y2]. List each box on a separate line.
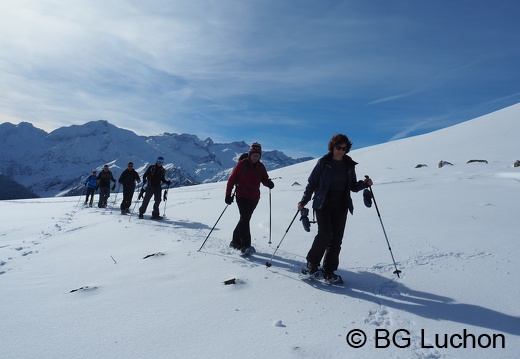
[248, 142, 262, 158]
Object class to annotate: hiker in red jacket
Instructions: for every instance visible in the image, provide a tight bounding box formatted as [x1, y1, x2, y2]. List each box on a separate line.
[225, 142, 274, 254]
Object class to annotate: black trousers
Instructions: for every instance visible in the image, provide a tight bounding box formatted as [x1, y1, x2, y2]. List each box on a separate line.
[232, 197, 259, 249]
[139, 186, 162, 217]
[98, 187, 111, 207]
[120, 188, 135, 210]
[306, 194, 348, 274]
[85, 187, 95, 203]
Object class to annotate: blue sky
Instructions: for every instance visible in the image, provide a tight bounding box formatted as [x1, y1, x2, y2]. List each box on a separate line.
[1, 0, 519, 158]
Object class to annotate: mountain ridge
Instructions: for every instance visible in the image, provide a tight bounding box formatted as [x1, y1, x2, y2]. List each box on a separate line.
[0, 120, 313, 199]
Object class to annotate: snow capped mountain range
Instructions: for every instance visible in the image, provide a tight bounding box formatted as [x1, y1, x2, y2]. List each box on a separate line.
[0, 120, 313, 199]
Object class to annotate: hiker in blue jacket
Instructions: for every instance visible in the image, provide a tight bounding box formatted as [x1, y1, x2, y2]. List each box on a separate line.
[84, 170, 98, 207]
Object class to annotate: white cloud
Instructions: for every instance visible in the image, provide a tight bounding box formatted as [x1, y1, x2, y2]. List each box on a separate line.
[1, 0, 519, 157]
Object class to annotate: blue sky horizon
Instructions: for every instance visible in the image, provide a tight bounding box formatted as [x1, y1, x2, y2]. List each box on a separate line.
[1, 0, 519, 158]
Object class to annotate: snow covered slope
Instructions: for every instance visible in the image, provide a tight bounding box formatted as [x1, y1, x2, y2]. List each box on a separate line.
[1, 104, 519, 359]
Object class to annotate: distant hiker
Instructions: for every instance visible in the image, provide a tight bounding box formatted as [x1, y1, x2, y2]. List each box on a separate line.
[225, 142, 274, 255]
[118, 162, 141, 215]
[297, 134, 372, 283]
[97, 164, 117, 208]
[139, 157, 171, 219]
[84, 170, 98, 207]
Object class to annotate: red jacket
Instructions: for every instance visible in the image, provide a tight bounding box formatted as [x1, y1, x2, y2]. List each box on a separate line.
[226, 159, 270, 200]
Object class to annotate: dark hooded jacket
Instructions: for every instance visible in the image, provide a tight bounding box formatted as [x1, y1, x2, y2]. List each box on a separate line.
[97, 169, 116, 188]
[118, 168, 141, 190]
[300, 152, 367, 214]
[142, 164, 168, 188]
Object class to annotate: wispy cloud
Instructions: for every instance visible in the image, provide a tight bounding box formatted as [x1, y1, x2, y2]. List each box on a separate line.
[366, 89, 422, 105]
[388, 117, 441, 142]
[1, 1, 519, 157]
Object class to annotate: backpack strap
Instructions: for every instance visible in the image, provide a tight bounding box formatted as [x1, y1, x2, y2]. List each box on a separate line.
[235, 159, 249, 187]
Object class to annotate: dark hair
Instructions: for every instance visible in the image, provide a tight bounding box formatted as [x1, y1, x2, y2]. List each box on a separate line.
[327, 134, 352, 153]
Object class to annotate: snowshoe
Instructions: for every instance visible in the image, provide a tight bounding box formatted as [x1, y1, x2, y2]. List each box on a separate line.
[300, 267, 323, 280]
[229, 241, 241, 250]
[323, 272, 344, 285]
[240, 246, 256, 257]
[300, 267, 344, 285]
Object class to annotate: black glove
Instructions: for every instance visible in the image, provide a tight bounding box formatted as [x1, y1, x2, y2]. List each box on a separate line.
[111, 184, 116, 191]
[300, 208, 311, 232]
[363, 188, 373, 208]
[95, 185, 99, 191]
[267, 179, 274, 189]
[166, 180, 171, 186]
[138, 188, 145, 200]
[225, 195, 234, 205]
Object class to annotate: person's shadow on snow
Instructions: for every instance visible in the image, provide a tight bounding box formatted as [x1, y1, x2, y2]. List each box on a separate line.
[263, 253, 519, 336]
[338, 270, 519, 336]
[221, 249, 520, 336]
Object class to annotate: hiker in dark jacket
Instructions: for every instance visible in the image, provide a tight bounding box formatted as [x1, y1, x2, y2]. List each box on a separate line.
[139, 157, 171, 219]
[97, 164, 116, 208]
[225, 142, 274, 254]
[297, 134, 372, 283]
[84, 170, 98, 207]
[118, 162, 141, 215]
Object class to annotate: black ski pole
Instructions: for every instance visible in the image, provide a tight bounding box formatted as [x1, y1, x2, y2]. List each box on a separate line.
[265, 210, 299, 268]
[129, 184, 145, 221]
[197, 190, 235, 252]
[76, 182, 87, 207]
[162, 183, 170, 217]
[365, 175, 402, 278]
[268, 188, 272, 245]
[110, 183, 121, 212]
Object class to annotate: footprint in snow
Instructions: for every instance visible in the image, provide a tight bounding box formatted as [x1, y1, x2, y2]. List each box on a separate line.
[365, 307, 391, 327]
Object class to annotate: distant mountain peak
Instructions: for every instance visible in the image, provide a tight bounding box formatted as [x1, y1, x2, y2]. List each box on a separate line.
[0, 120, 313, 198]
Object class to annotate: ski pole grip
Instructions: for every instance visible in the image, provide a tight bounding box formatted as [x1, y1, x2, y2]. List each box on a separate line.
[364, 175, 373, 188]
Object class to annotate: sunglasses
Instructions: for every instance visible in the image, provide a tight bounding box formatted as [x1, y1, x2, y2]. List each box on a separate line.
[250, 153, 260, 158]
[335, 145, 348, 151]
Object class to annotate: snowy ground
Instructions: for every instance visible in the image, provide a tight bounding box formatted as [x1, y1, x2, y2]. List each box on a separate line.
[2, 104, 520, 359]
